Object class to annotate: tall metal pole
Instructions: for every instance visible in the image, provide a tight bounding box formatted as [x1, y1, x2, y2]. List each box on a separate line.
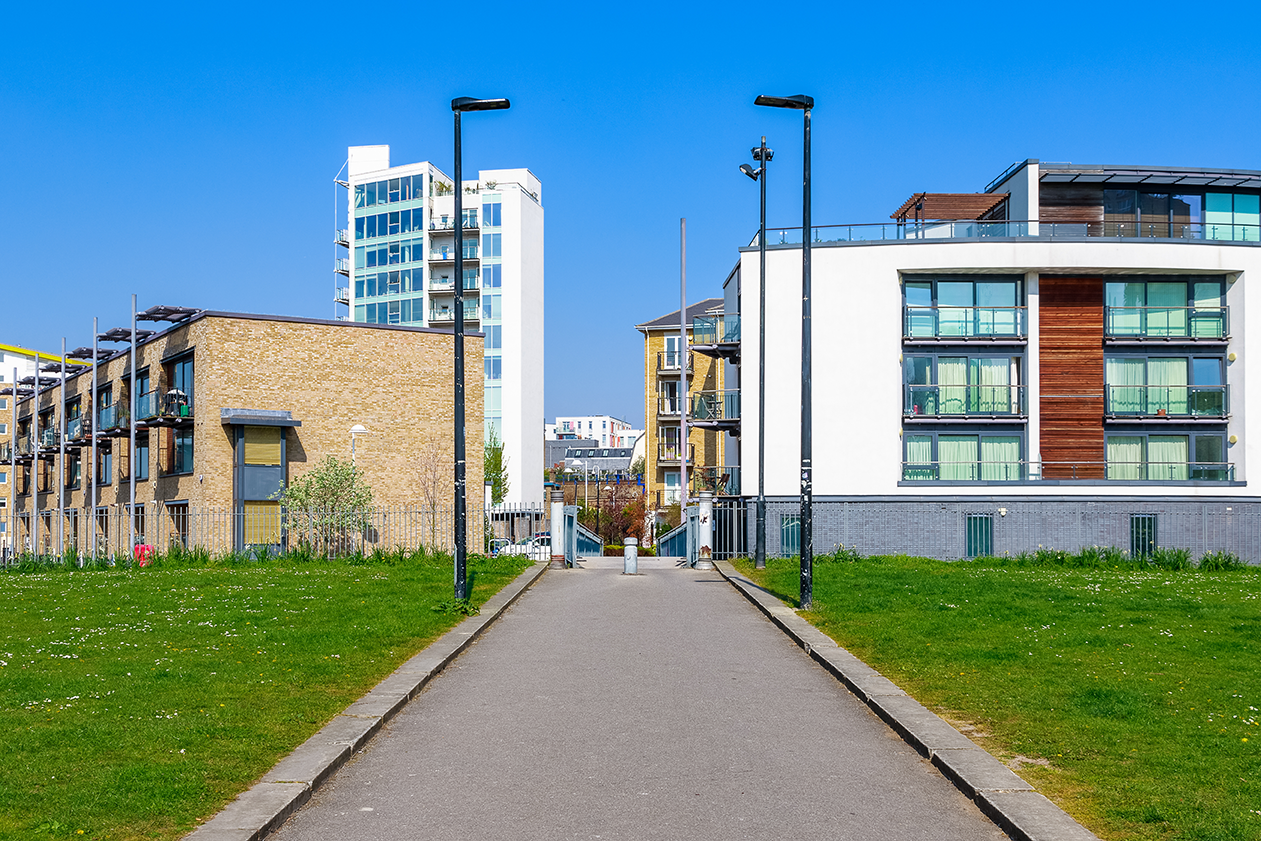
[90, 318, 98, 561]
[755, 136, 769, 570]
[31, 351, 39, 557]
[799, 107, 814, 609]
[453, 110, 468, 600]
[58, 339, 66, 556]
[129, 294, 137, 558]
[9, 365, 16, 564]
[679, 218, 689, 512]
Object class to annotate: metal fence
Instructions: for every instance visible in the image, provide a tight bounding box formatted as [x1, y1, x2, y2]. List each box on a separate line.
[0, 502, 551, 565]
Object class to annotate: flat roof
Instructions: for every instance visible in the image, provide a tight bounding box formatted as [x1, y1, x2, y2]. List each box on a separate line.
[1038, 162, 1261, 190]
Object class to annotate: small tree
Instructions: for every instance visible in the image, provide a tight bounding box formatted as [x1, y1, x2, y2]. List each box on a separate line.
[629, 455, 645, 478]
[274, 456, 373, 554]
[485, 427, 510, 504]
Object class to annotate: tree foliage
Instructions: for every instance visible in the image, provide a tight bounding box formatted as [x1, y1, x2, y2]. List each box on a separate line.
[273, 456, 374, 553]
[485, 426, 510, 504]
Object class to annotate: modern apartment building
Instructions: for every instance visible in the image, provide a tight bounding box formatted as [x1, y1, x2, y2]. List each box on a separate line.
[1, 308, 483, 555]
[550, 415, 635, 447]
[712, 160, 1261, 559]
[336, 145, 543, 504]
[0, 348, 48, 549]
[636, 298, 736, 514]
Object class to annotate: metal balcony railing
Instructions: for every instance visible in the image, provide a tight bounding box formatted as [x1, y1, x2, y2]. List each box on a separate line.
[691, 466, 741, 496]
[901, 459, 1236, 482]
[656, 350, 693, 373]
[656, 442, 694, 464]
[656, 397, 682, 417]
[690, 390, 740, 422]
[162, 390, 192, 419]
[428, 276, 480, 292]
[692, 315, 740, 344]
[759, 220, 1261, 246]
[429, 244, 479, 261]
[1104, 306, 1229, 340]
[904, 385, 1027, 418]
[903, 306, 1027, 340]
[1105, 385, 1229, 418]
[428, 304, 480, 323]
[0, 442, 11, 461]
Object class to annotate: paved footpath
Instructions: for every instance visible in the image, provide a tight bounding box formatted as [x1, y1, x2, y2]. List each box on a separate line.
[270, 556, 1009, 841]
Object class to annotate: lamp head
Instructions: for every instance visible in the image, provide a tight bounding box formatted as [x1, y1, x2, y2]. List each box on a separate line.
[452, 96, 511, 112]
[739, 163, 760, 181]
[752, 146, 773, 162]
[350, 424, 368, 434]
[754, 94, 814, 110]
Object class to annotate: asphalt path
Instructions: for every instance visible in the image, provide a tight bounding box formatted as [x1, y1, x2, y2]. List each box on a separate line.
[270, 556, 1008, 840]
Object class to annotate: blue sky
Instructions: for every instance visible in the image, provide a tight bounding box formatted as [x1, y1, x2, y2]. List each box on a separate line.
[4, 3, 1261, 427]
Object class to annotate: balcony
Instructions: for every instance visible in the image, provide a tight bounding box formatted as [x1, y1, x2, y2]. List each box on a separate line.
[39, 428, 60, 450]
[1104, 307, 1229, 342]
[903, 307, 1027, 342]
[428, 244, 479, 262]
[901, 459, 1236, 482]
[334, 257, 350, 277]
[1105, 385, 1228, 419]
[656, 441, 694, 465]
[334, 228, 350, 247]
[759, 220, 1261, 246]
[0, 441, 11, 461]
[429, 215, 479, 231]
[97, 404, 129, 436]
[428, 276, 480, 294]
[904, 385, 1027, 420]
[66, 416, 92, 445]
[334, 286, 350, 306]
[656, 350, 693, 375]
[690, 390, 740, 429]
[692, 315, 740, 360]
[656, 396, 683, 419]
[428, 303, 480, 324]
[691, 465, 741, 496]
[136, 390, 160, 422]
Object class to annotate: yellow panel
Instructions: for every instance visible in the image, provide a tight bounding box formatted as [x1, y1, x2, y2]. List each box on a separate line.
[244, 426, 283, 465]
[244, 501, 281, 545]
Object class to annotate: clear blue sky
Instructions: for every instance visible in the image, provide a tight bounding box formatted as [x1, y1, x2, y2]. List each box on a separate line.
[4, 3, 1260, 427]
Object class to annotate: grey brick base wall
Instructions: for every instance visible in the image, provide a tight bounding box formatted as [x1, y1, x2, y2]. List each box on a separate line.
[720, 498, 1261, 562]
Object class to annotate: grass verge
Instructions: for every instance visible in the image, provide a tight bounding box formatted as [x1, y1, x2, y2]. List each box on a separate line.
[735, 552, 1261, 841]
[0, 550, 532, 840]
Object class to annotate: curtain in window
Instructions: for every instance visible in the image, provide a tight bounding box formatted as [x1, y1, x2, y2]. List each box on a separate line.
[971, 358, 1010, 413]
[938, 436, 978, 481]
[938, 358, 967, 414]
[1147, 283, 1187, 337]
[1106, 436, 1143, 480]
[1148, 435, 1189, 481]
[904, 435, 933, 480]
[980, 436, 1021, 481]
[1148, 358, 1188, 415]
[1106, 358, 1146, 414]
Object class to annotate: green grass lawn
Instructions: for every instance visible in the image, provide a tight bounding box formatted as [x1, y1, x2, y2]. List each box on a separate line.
[0, 552, 531, 841]
[736, 554, 1261, 841]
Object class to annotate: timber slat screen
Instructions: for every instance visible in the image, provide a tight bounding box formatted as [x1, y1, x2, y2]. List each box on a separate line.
[1040, 277, 1105, 479]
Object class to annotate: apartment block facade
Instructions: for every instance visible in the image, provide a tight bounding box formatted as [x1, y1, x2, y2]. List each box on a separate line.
[2, 310, 483, 555]
[715, 160, 1261, 558]
[550, 415, 636, 447]
[336, 145, 543, 504]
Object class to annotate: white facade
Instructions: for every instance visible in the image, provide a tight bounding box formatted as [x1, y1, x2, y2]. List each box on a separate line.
[337, 147, 544, 504]
[734, 161, 1261, 502]
[551, 415, 633, 447]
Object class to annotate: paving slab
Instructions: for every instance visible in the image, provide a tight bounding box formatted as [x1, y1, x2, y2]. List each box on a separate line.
[269, 555, 1009, 841]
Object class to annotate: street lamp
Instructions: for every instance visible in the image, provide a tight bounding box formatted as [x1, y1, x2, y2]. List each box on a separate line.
[741, 136, 773, 570]
[571, 458, 589, 507]
[350, 424, 368, 466]
[755, 92, 814, 609]
[451, 95, 510, 602]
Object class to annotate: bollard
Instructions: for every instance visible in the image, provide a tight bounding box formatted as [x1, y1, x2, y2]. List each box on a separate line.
[696, 491, 715, 570]
[623, 536, 638, 575]
[548, 490, 566, 570]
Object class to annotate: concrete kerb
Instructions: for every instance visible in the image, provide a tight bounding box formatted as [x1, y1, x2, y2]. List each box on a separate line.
[712, 560, 1102, 841]
[184, 559, 549, 841]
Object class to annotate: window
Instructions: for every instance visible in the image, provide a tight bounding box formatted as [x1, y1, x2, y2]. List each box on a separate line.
[1106, 433, 1228, 481]
[245, 501, 282, 547]
[0, 470, 6, 484]
[171, 356, 194, 413]
[483, 201, 502, 227]
[1206, 193, 1260, 242]
[0, 397, 6, 409]
[1131, 514, 1158, 557]
[904, 354, 1022, 416]
[1105, 355, 1226, 416]
[65, 453, 81, 489]
[136, 435, 149, 481]
[482, 294, 502, 321]
[903, 276, 1023, 338]
[483, 264, 501, 288]
[98, 448, 112, 485]
[484, 357, 502, 380]
[483, 233, 501, 258]
[965, 514, 992, 558]
[1104, 278, 1225, 338]
[0, 423, 5, 435]
[173, 429, 193, 474]
[781, 515, 801, 557]
[903, 432, 1023, 481]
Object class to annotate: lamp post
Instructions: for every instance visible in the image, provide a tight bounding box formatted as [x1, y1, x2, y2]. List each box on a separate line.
[350, 424, 368, 466]
[740, 136, 773, 570]
[755, 93, 814, 609]
[571, 458, 588, 507]
[451, 95, 510, 602]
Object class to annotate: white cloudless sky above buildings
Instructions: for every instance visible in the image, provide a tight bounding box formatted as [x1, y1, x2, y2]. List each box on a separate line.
[3, 2, 1260, 427]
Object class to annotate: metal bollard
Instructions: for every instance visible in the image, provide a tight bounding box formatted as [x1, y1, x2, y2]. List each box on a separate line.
[623, 536, 638, 575]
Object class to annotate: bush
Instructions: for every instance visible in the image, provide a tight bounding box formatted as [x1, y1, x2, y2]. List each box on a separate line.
[1198, 550, 1246, 571]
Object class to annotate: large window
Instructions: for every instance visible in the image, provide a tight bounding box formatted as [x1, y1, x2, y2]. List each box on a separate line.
[1104, 278, 1226, 338]
[1105, 432, 1228, 480]
[1206, 193, 1260, 242]
[171, 355, 194, 414]
[1103, 190, 1258, 241]
[482, 201, 502, 227]
[172, 429, 193, 474]
[904, 354, 1023, 416]
[904, 432, 1023, 481]
[136, 435, 149, 481]
[904, 276, 1023, 338]
[1105, 355, 1226, 417]
[354, 175, 422, 209]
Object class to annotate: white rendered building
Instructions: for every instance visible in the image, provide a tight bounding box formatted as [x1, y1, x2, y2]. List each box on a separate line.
[336, 146, 544, 504]
[714, 160, 1261, 558]
[550, 415, 634, 447]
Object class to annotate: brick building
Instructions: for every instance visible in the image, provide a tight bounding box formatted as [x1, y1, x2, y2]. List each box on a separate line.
[2, 308, 483, 555]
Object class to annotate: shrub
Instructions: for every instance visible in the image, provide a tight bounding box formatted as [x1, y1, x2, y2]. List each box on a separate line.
[1198, 550, 1246, 571]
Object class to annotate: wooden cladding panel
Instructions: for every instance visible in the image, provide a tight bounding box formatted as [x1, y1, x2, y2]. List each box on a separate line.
[1039, 184, 1104, 223]
[1040, 277, 1105, 479]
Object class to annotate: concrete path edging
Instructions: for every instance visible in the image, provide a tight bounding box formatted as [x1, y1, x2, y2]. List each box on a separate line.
[713, 560, 1102, 841]
[184, 560, 549, 841]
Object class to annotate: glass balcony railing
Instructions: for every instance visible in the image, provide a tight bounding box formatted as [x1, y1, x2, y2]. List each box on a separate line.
[39, 428, 60, 449]
[98, 404, 127, 431]
[334, 228, 349, 246]
[136, 390, 159, 421]
[428, 276, 480, 292]
[901, 460, 1236, 482]
[66, 416, 88, 440]
[690, 390, 740, 422]
[904, 306, 1027, 339]
[15, 437, 34, 458]
[334, 257, 350, 275]
[691, 466, 741, 496]
[759, 221, 1261, 246]
[428, 303, 480, 323]
[1104, 307, 1228, 340]
[656, 442, 694, 463]
[904, 385, 1027, 417]
[692, 315, 740, 344]
[1105, 385, 1228, 418]
[0, 442, 11, 461]
[428, 244, 479, 261]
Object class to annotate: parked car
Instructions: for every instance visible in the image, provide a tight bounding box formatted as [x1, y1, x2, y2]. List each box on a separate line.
[489, 538, 512, 556]
[500, 535, 551, 561]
